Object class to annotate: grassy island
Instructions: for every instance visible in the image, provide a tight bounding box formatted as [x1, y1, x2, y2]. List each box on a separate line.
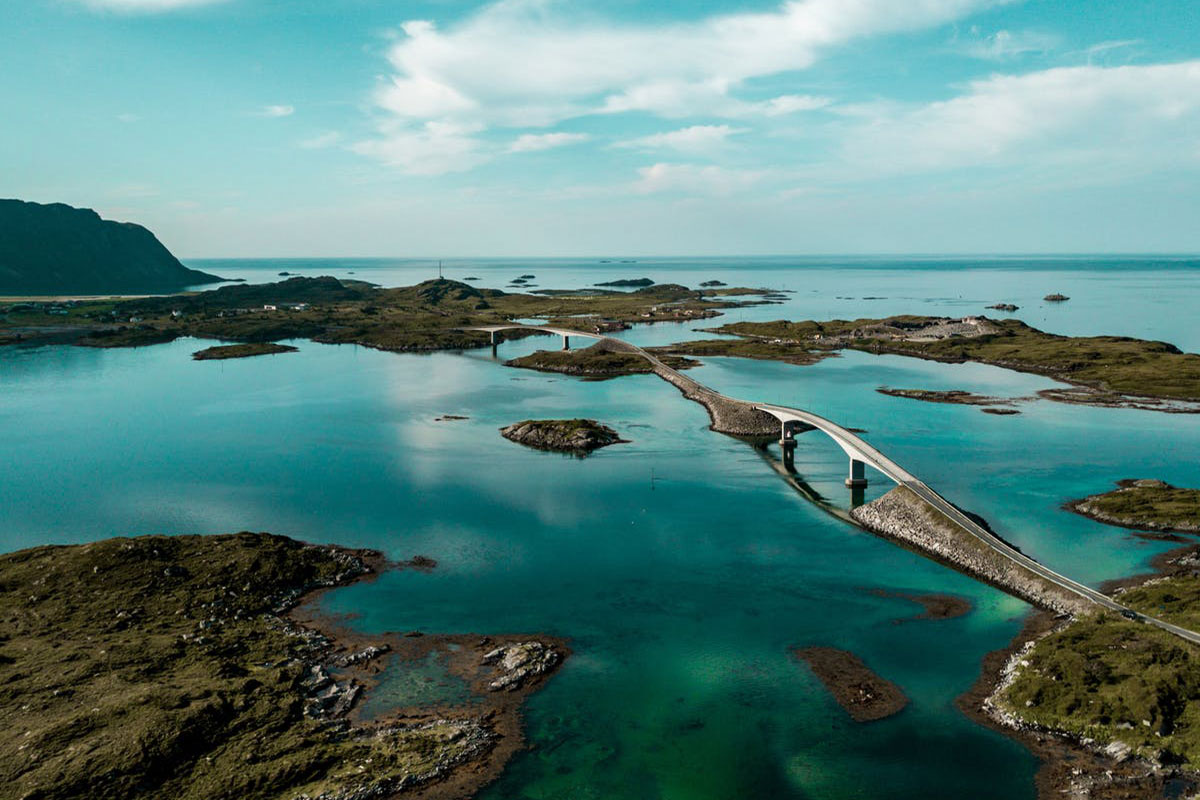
[506, 342, 697, 379]
[662, 315, 1200, 410]
[0, 276, 774, 356]
[1067, 479, 1200, 534]
[0, 532, 565, 800]
[192, 342, 299, 360]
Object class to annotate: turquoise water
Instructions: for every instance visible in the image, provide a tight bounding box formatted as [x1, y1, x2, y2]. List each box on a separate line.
[4, 258, 1200, 798]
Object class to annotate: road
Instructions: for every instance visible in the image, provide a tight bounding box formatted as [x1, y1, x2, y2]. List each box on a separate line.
[469, 324, 1200, 645]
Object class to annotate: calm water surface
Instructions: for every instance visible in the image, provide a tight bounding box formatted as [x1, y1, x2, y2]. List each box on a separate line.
[3, 258, 1200, 798]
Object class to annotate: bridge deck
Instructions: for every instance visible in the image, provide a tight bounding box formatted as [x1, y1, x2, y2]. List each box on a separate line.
[465, 324, 1200, 645]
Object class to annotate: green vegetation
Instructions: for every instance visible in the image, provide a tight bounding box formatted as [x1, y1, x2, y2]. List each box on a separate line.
[192, 342, 299, 360]
[1, 277, 772, 355]
[695, 316, 1200, 404]
[1067, 480, 1200, 533]
[650, 338, 827, 365]
[0, 533, 485, 800]
[506, 343, 697, 378]
[0, 199, 222, 293]
[499, 418, 625, 453]
[999, 608, 1200, 763]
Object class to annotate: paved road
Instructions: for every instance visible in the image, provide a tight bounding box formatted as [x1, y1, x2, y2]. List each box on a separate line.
[470, 324, 1200, 645]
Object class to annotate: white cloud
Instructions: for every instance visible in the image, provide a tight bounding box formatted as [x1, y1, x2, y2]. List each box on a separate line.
[79, 0, 227, 11]
[839, 60, 1200, 176]
[351, 121, 488, 175]
[358, 0, 1005, 171]
[299, 131, 342, 149]
[509, 132, 590, 153]
[961, 28, 1057, 60]
[616, 125, 747, 155]
[258, 105, 295, 118]
[762, 94, 832, 116]
[634, 163, 765, 195]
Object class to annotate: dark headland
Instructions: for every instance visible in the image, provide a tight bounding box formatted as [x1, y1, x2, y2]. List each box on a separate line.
[0, 199, 224, 294]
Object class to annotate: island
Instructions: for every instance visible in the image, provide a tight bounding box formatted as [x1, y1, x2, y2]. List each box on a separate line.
[192, 342, 299, 360]
[1066, 479, 1200, 534]
[0, 199, 224, 294]
[506, 342, 698, 379]
[876, 388, 1019, 409]
[657, 315, 1200, 412]
[0, 276, 773, 355]
[0, 532, 566, 800]
[500, 419, 626, 453]
[794, 647, 909, 722]
[594, 278, 654, 287]
[1044, 293, 1070, 302]
[699, 280, 727, 287]
[987, 303, 1019, 312]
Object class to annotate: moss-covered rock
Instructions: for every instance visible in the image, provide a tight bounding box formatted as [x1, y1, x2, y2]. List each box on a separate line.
[499, 419, 626, 454]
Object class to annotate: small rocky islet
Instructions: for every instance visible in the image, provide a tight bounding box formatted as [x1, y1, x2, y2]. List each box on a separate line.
[191, 341, 298, 360]
[499, 418, 627, 454]
[794, 647, 909, 722]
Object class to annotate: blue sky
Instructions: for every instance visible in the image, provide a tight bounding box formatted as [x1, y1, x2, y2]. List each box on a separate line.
[4, 0, 1200, 256]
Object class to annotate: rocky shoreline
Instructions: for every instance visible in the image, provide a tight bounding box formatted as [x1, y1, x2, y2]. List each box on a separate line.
[851, 486, 1092, 616]
[959, 545, 1200, 800]
[0, 533, 568, 800]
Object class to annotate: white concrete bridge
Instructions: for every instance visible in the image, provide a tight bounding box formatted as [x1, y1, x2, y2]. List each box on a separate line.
[465, 323, 1200, 645]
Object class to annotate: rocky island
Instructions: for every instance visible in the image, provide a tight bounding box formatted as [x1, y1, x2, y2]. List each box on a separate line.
[1066, 479, 1200, 535]
[0, 199, 224, 294]
[500, 419, 627, 454]
[594, 277, 654, 287]
[192, 341, 299, 360]
[876, 387, 1021, 411]
[794, 647, 909, 722]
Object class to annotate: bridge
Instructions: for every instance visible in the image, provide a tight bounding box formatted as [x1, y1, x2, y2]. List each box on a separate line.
[466, 324, 1200, 645]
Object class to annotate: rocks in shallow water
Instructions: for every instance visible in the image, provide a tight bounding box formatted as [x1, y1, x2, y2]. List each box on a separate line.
[482, 641, 561, 691]
[987, 303, 1019, 312]
[499, 419, 626, 453]
[1044, 293, 1070, 302]
[333, 643, 391, 668]
[794, 646, 908, 722]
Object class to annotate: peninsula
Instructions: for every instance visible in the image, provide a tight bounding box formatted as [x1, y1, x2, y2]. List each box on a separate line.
[0, 532, 566, 799]
[661, 315, 1200, 412]
[0, 199, 223, 294]
[1066, 479, 1200, 534]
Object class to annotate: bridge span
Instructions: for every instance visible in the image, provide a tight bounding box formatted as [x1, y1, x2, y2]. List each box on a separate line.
[465, 323, 1200, 644]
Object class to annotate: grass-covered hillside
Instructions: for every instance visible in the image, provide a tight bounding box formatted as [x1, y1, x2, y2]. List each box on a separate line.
[0, 533, 485, 800]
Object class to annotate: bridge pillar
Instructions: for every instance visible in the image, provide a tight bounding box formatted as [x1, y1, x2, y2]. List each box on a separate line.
[489, 330, 497, 345]
[561, 335, 570, 351]
[846, 458, 868, 488]
[780, 420, 802, 473]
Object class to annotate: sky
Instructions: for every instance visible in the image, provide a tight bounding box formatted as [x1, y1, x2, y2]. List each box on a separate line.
[4, 0, 1200, 257]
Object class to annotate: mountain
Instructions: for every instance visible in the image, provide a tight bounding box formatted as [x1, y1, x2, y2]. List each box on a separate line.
[0, 199, 224, 294]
